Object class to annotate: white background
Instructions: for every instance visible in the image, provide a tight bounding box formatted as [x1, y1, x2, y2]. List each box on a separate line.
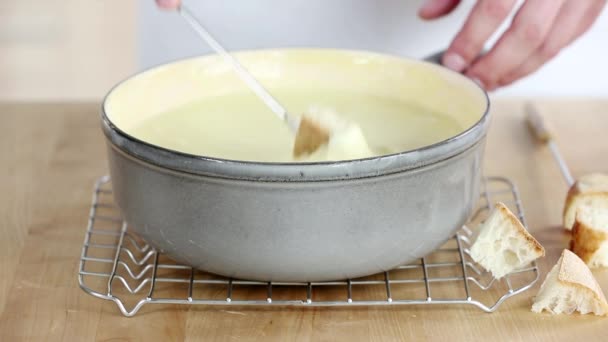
[138, 0, 608, 97]
[1, 0, 606, 100]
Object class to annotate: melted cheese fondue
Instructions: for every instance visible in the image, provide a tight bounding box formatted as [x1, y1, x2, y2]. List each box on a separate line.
[130, 89, 463, 163]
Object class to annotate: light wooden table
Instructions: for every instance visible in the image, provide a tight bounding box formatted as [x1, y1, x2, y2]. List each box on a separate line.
[1, 100, 607, 341]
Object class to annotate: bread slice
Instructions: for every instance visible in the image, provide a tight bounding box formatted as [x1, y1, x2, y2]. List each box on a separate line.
[564, 173, 608, 230]
[571, 206, 608, 268]
[469, 202, 545, 279]
[294, 107, 374, 160]
[532, 249, 608, 315]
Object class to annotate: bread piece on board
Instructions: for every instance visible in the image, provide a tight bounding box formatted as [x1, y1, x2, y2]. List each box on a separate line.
[564, 173, 608, 230]
[571, 206, 608, 268]
[469, 202, 545, 279]
[532, 249, 608, 316]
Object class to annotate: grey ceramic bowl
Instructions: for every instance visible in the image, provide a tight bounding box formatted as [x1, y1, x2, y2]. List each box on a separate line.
[102, 49, 490, 282]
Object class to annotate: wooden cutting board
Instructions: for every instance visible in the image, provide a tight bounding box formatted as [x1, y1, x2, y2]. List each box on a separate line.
[1, 100, 607, 341]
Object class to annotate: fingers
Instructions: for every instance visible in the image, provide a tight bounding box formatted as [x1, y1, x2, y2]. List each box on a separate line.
[418, 0, 461, 20]
[156, 0, 181, 10]
[498, 0, 607, 87]
[465, 0, 566, 89]
[441, 0, 517, 73]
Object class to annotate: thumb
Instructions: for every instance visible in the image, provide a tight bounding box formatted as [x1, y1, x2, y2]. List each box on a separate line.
[156, 0, 181, 10]
[418, 0, 461, 20]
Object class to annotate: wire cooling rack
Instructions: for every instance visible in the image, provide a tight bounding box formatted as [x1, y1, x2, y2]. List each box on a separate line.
[78, 176, 539, 317]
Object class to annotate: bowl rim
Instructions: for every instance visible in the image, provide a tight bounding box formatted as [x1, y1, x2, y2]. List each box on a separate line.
[101, 48, 490, 182]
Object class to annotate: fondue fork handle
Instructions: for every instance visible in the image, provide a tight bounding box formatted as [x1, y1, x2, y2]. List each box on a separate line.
[525, 102, 575, 186]
[423, 49, 489, 66]
[423, 50, 445, 65]
[178, 5, 299, 132]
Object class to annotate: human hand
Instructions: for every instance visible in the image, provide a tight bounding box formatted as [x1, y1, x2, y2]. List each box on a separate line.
[419, 0, 606, 90]
[156, 0, 181, 10]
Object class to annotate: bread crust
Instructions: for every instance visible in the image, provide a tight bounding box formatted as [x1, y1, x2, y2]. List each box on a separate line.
[293, 116, 330, 158]
[563, 174, 608, 230]
[471, 202, 545, 279]
[558, 250, 608, 314]
[495, 202, 545, 256]
[532, 250, 608, 315]
[571, 218, 608, 265]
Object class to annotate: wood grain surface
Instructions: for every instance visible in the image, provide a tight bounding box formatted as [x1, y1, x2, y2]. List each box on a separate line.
[1, 100, 607, 341]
